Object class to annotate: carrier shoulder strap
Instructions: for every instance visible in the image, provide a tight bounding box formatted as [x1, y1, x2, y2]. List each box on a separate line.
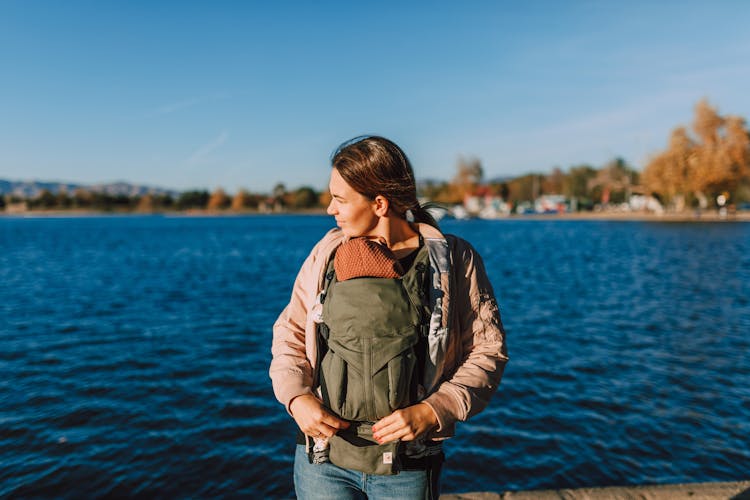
[313, 247, 338, 391]
[401, 245, 431, 338]
[319, 251, 337, 305]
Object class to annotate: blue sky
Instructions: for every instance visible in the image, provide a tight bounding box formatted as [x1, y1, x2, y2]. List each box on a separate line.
[1, 1, 749, 193]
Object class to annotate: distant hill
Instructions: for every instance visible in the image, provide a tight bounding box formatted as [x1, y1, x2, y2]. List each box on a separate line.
[0, 179, 181, 198]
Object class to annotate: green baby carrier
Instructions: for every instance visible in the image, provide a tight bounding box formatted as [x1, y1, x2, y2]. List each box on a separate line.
[317, 239, 430, 475]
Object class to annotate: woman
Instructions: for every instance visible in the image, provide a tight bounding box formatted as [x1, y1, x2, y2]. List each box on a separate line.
[270, 136, 508, 499]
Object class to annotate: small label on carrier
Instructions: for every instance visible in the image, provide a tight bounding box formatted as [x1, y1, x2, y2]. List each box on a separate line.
[382, 452, 393, 464]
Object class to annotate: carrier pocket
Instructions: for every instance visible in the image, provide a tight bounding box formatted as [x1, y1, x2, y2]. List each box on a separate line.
[320, 348, 347, 414]
[387, 347, 416, 410]
[320, 338, 369, 420]
[329, 422, 401, 475]
[370, 330, 419, 418]
[322, 335, 417, 421]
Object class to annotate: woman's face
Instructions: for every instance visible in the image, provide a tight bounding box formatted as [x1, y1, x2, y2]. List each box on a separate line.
[327, 168, 379, 237]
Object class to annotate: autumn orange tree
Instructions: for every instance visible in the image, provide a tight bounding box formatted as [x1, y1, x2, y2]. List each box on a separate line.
[643, 99, 750, 208]
[207, 188, 230, 210]
[231, 189, 258, 210]
[585, 158, 639, 205]
[444, 157, 483, 203]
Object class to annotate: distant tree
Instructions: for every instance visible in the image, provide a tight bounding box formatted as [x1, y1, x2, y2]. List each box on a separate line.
[506, 173, 541, 204]
[155, 193, 174, 209]
[486, 181, 510, 200]
[542, 167, 565, 194]
[231, 189, 258, 210]
[30, 189, 57, 209]
[288, 186, 319, 209]
[735, 177, 750, 204]
[136, 194, 156, 212]
[452, 156, 483, 200]
[643, 99, 750, 208]
[642, 127, 695, 207]
[693, 99, 723, 147]
[55, 191, 72, 209]
[72, 188, 94, 208]
[207, 188, 230, 210]
[318, 190, 332, 208]
[176, 190, 210, 210]
[587, 157, 637, 204]
[89, 192, 132, 211]
[271, 183, 287, 209]
[431, 183, 461, 204]
[417, 179, 448, 201]
[563, 165, 596, 197]
[499, 182, 509, 200]
[455, 157, 483, 185]
[427, 157, 485, 204]
[691, 110, 750, 198]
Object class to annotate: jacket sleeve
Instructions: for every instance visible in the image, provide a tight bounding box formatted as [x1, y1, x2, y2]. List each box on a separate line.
[269, 240, 323, 415]
[423, 240, 508, 437]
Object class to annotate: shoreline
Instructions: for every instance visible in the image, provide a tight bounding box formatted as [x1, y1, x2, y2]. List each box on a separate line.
[2, 209, 749, 222]
[502, 210, 750, 222]
[441, 480, 750, 499]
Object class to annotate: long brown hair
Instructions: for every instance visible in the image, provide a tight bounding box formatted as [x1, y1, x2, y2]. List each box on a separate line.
[331, 136, 439, 228]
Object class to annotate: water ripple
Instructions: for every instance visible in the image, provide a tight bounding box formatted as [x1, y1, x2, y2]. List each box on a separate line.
[1, 216, 748, 497]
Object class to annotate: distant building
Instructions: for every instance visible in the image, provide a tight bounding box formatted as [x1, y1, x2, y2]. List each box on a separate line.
[629, 194, 663, 213]
[463, 188, 512, 219]
[534, 194, 567, 214]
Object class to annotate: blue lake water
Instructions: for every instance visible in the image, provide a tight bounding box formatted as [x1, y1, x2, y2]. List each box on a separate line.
[1, 215, 749, 497]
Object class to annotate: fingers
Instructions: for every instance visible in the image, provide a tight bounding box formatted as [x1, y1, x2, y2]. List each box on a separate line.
[313, 421, 343, 439]
[374, 426, 414, 444]
[372, 404, 438, 444]
[320, 412, 350, 430]
[308, 418, 346, 439]
[372, 408, 411, 435]
[290, 394, 350, 438]
[372, 410, 417, 444]
[371, 413, 396, 436]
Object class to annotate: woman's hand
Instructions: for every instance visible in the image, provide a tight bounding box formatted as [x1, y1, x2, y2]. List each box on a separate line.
[289, 394, 350, 438]
[371, 402, 438, 444]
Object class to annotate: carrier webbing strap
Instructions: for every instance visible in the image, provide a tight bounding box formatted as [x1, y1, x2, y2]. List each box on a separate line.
[313, 250, 337, 394]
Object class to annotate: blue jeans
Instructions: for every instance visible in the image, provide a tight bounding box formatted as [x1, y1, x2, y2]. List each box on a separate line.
[293, 445, 441, 500]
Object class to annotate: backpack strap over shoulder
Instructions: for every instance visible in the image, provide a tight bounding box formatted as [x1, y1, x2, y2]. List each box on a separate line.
[319, 247, 338, 304]
[400, 245, 431, 338]
[313, 247, 338, 392]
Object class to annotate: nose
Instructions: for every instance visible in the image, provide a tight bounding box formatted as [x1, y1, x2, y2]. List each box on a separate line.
[326, 199, 336, 216]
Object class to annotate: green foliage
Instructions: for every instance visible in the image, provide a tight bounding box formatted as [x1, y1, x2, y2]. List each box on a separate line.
[417, 180, 448, 201]
[231, 189, 261, 210]
[176, 190, 210, 210]
[413, 156, 644, 211]
[56, 192, 72, 208]
[289, 186, 319, 208]
[91, 193, 133, 211]
[506, 174, 542, 204]
[563, 165, 597, 199]
[28, 189, 57, 209]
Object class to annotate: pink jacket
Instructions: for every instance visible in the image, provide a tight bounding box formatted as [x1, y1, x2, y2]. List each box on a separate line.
[270, 223, 508, 439]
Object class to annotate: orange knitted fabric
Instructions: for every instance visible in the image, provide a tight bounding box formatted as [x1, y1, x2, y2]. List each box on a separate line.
[334, 238, 404, 281]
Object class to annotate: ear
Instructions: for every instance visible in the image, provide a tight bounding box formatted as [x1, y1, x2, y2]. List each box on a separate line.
[372, 195, 389, 217]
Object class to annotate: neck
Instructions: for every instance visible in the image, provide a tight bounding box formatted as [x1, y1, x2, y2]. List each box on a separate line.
[366, 216, 419, 254]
